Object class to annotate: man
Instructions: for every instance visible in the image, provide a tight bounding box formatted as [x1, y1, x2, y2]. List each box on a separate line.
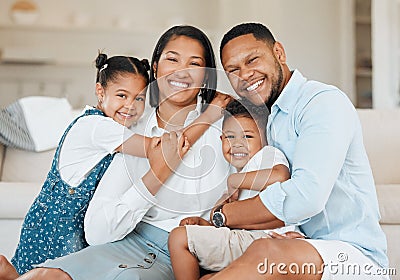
[208, 23, 389, 279]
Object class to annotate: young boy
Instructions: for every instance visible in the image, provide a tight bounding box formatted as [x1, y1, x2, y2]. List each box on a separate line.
[168, 100, 302, 280]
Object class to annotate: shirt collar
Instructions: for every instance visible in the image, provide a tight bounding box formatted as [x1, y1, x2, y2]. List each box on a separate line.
[144, 95, 202, 136]
[272, 69, 306, 114]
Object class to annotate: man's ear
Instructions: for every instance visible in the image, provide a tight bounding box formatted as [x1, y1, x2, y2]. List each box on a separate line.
[95, 83, 105, 101]
[273, 42, 286, 64]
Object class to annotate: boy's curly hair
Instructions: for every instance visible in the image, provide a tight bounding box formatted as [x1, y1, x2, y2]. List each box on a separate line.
[223, 99, 269, 129]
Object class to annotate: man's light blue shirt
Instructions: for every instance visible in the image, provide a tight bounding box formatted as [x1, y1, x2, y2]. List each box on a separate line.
[259, 70, 388, 268]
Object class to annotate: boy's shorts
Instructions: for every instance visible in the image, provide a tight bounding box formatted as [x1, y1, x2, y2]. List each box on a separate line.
[186, 225, 268, 271]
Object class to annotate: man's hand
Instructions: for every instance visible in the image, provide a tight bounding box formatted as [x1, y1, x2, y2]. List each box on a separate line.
[179, 217, 212, 226]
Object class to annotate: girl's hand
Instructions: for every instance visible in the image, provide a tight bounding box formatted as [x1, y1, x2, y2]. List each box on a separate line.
[179, 217, 211, 226]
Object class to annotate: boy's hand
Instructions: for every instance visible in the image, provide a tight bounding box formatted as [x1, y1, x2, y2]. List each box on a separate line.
[267, 231, 307, 239]
[227, 189, 240, 203]
[179, 217, 211, 226]
[203, 92, 233, 122]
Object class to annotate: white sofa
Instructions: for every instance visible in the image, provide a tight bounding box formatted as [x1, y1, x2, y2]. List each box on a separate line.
[0, 109, 399, 278]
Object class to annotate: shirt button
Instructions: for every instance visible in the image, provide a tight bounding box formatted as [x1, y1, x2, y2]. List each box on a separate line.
[68, 188, 75, 195]
[148, 252, 156, 259]
[118, 264, 128, 268]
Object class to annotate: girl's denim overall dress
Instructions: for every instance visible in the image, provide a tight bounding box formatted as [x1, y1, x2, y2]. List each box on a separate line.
[11, 109, 115, 274]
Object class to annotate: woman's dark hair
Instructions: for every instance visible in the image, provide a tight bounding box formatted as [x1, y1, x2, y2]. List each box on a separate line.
[95, 52, 150, 89]
[220, 23, 276, 61]
[223, 99, 269, 130]
[149, 25, 217, 112]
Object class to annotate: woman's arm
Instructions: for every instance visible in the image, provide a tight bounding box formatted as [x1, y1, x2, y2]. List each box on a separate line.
[228, 164, 290, 192]
[84, 154, 155, 245]
[84, 133, 188, 245]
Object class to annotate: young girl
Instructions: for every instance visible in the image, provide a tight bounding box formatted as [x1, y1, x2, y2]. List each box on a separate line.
[4, 53, 156, 275]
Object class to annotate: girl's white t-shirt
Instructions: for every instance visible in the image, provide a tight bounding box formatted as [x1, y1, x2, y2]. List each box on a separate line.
[58, 106, 135, 187]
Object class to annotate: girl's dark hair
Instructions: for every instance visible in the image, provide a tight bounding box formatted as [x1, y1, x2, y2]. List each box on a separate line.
[149, 25, 217, 112]
[220, 23, 276, 61]
[223, 99, 269, 130]
[95, 52, 150, 88]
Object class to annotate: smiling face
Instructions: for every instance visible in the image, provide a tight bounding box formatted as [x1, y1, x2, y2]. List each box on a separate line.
[153, 35, 206, 107]
[96, 73, 147, 127]
[221, 116, 265, 171]
[221, 34, 287, 106]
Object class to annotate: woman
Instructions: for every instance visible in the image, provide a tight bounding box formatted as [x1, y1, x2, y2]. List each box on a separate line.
[6, 25, 230, 280]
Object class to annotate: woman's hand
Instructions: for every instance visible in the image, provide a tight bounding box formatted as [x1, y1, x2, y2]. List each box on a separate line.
[159, 131, 189, 170]
[146, 132, 189, 188]
[179, 217, 212, 226]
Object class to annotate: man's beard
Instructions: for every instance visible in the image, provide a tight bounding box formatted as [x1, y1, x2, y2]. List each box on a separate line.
[265, 60, 284, 110]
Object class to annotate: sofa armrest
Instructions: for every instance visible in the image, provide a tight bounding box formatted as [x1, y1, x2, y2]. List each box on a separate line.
[0, 143, 4, 180]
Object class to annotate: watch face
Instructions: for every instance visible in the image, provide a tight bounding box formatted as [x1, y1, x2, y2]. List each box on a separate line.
[212, 212, 225, 227]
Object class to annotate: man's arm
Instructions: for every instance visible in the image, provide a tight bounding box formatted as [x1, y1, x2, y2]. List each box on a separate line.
[222, 196, 283, 228]
[219, 92, 356, 227]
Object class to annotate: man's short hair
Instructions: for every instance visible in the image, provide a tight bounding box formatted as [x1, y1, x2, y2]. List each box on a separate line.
[220, 23, 276, 60]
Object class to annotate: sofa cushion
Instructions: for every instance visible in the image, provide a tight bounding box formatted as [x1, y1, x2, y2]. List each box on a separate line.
[376, 184, 400, 224]
[0, 182, 41, 218]
[357, 109, 400, 185]
[0, 143, 4, 178]
[1, 147, 55, 182]
[381, 224, 400, 273]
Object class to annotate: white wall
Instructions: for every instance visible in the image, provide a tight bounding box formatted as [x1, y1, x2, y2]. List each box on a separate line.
[372, 0, 400, 108]
[0, 0, 348, 108]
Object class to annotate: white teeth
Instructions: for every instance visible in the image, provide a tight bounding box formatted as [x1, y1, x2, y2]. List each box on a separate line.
[119, 112, 132, 117]
[232, 153, 247, 157]
[246, 79, 263, 91]
[170, 81, 189, 88]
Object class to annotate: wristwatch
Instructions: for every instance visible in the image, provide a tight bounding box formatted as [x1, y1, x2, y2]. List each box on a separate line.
[211, 205, 226, 228]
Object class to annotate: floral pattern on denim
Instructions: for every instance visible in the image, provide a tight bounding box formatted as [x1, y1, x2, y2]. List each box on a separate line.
[11, 109, 115, 274]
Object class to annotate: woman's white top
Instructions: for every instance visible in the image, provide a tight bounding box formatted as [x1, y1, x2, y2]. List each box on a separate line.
[84, 102, 230, 245]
